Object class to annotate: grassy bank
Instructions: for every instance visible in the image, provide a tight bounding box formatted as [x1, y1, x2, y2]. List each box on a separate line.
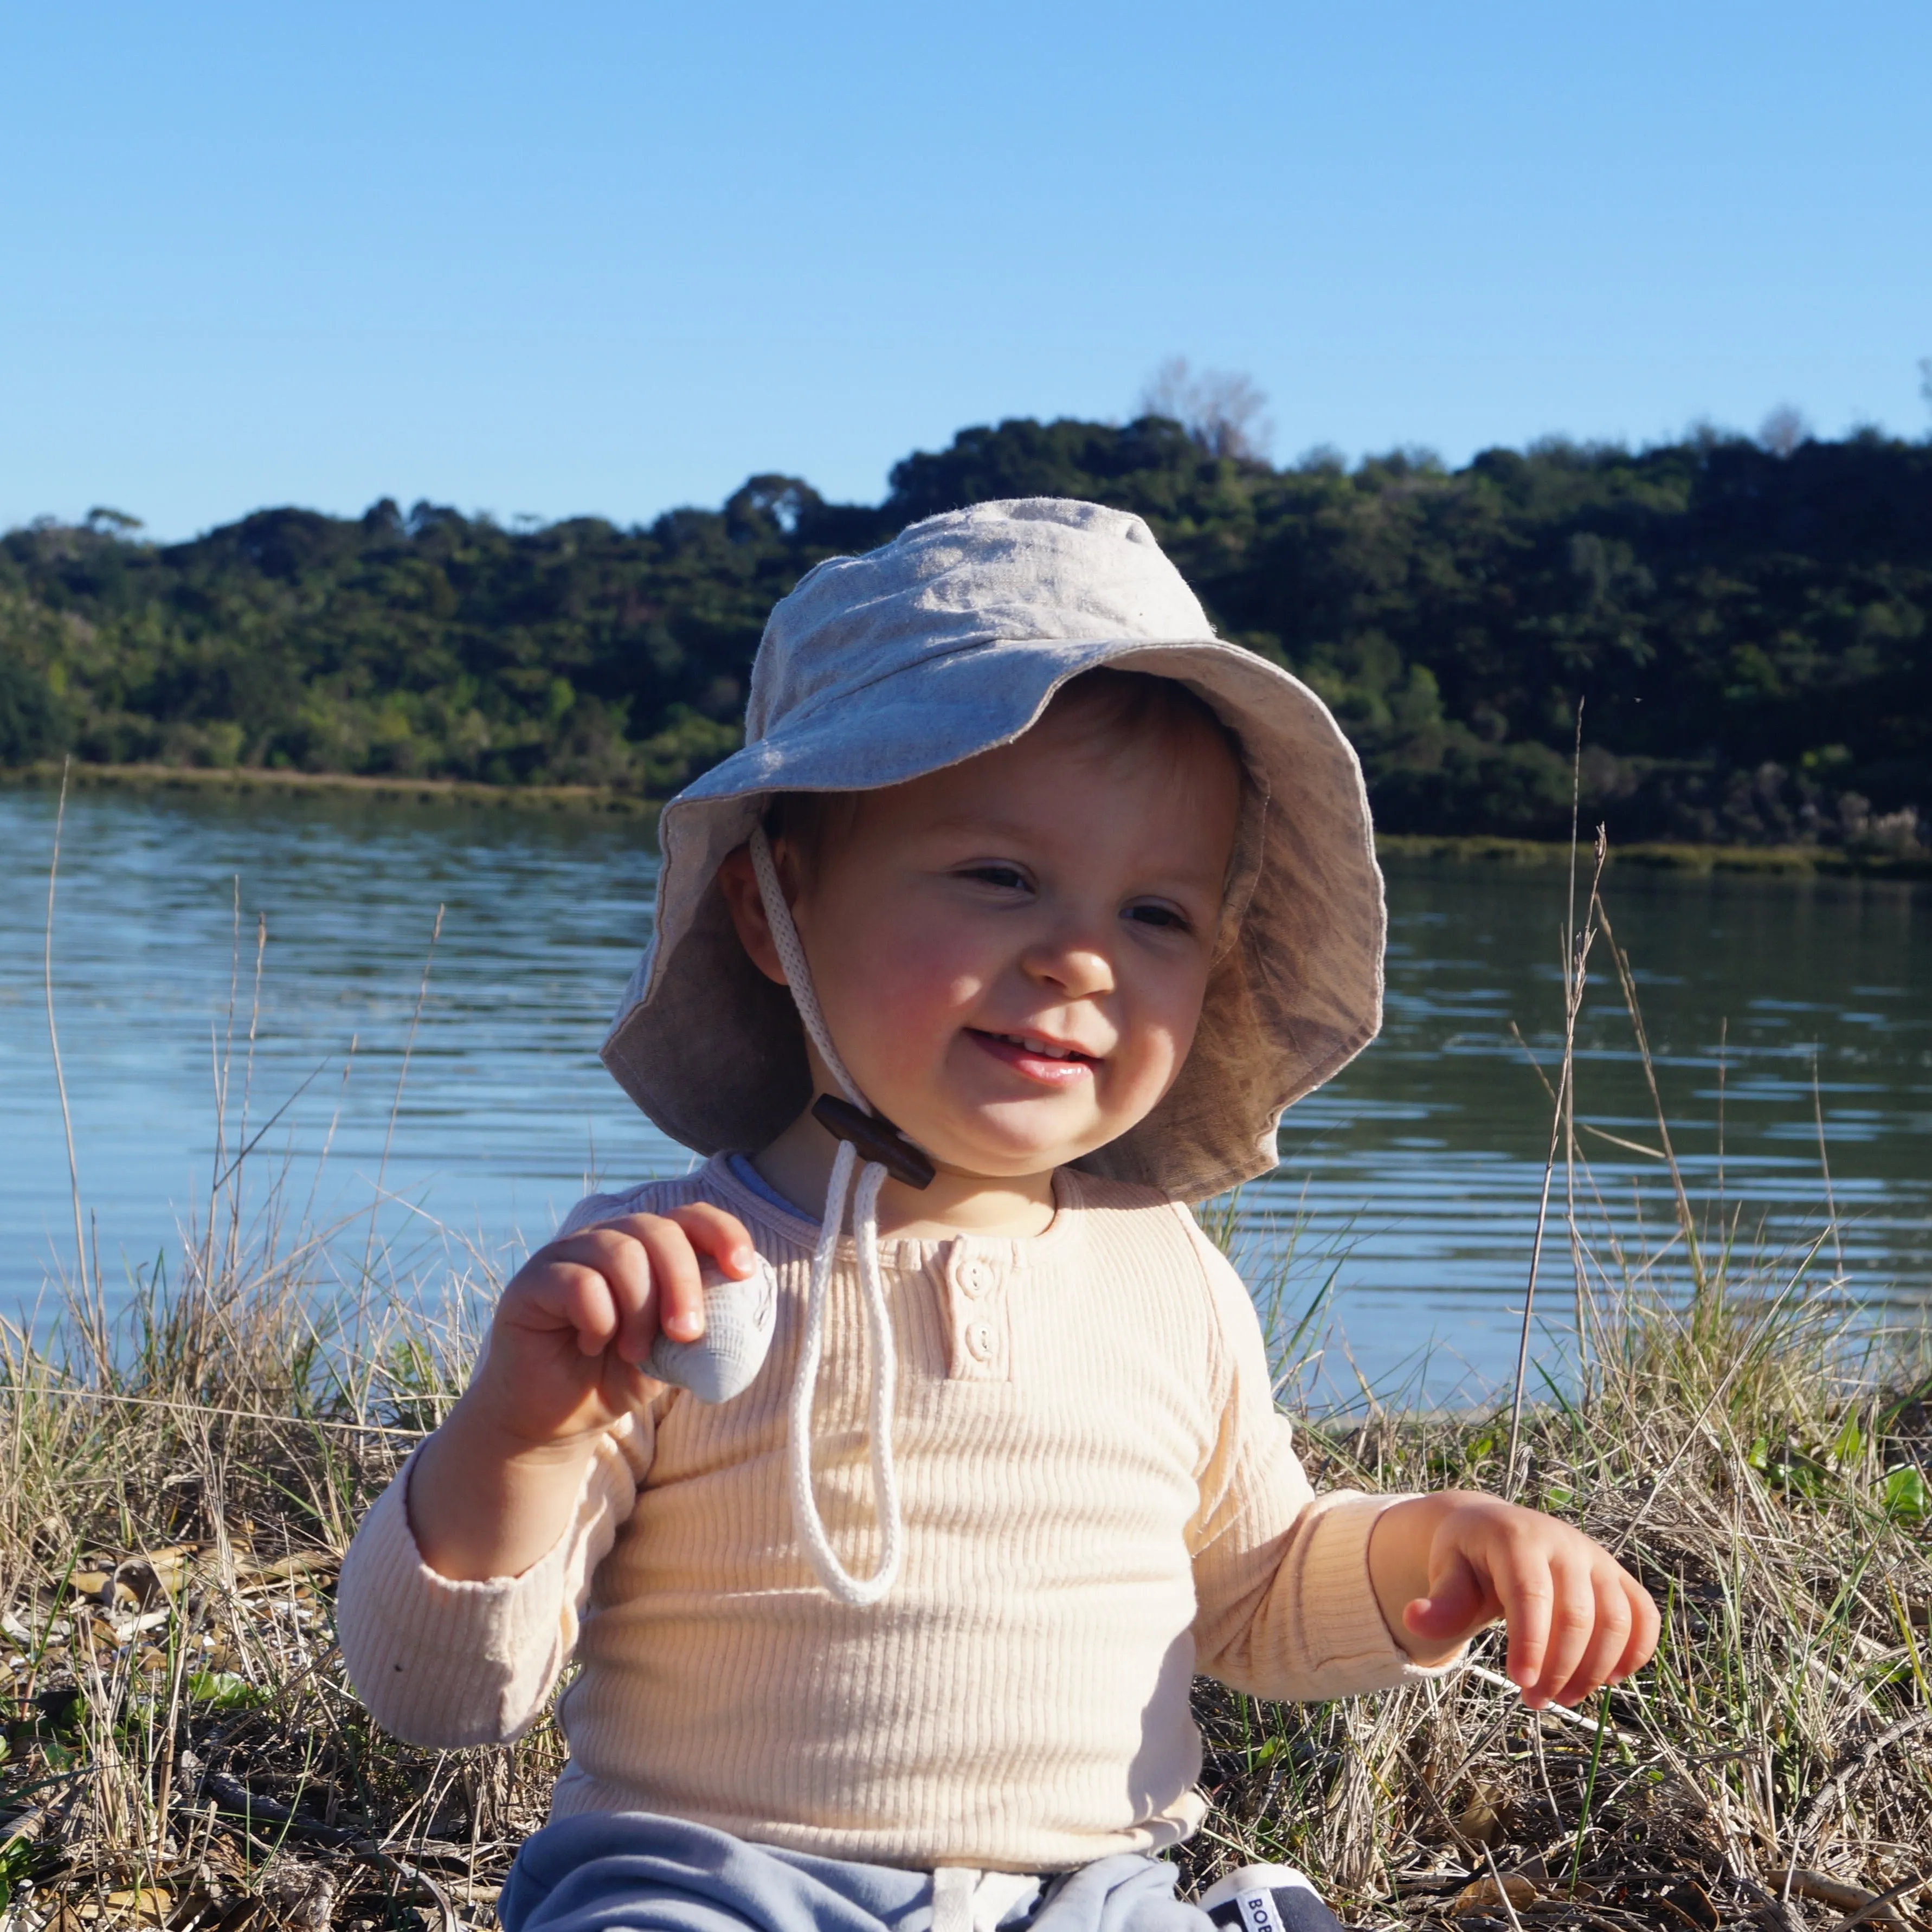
[0, 759, 661, 819]
[1376, 832, 1932, 881]
[4, 1197, 1926, 1932]
[3, 868, 1928, 1932]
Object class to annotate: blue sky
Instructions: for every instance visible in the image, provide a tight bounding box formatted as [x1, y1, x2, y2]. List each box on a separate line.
[5, 2, 1929, 540]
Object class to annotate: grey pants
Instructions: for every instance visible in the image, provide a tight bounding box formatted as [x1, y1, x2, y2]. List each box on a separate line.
[498, 1812, 1212, 1932]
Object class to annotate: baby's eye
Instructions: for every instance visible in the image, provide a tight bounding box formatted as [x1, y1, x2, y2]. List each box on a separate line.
[1125, 901, 1193, 932]
[959, 864, 1031, 892]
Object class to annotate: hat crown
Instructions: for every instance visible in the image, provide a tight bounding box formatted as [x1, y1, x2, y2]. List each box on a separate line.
[746, 498, 1216, 740]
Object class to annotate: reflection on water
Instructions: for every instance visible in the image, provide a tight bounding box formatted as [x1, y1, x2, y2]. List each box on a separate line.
[2, 784, 1926, 1392]
[1259, 858, 1930, 1399]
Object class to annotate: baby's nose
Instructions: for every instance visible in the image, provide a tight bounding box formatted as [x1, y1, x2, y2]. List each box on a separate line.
[1020, 939, 1114, 997]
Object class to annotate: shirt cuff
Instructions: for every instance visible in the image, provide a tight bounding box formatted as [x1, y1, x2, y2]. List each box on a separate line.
[1289, 1491, 1470, 1694]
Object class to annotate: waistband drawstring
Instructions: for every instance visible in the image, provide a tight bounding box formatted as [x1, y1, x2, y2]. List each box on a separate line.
[748, 826, 909, 1607]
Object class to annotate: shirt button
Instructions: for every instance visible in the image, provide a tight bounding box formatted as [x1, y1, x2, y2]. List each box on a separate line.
[965, 1319, 995, 1362]
[954, 1254, 994, 1300]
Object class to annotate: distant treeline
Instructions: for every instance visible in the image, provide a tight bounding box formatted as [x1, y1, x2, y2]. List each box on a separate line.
[4, 418, 1930, 848]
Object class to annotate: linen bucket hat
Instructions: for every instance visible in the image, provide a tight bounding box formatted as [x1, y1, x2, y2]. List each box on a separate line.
[601, 495, 1386, 1205]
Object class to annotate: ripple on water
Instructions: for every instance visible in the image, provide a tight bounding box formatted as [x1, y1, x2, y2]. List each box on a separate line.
[2, 789, 1928, 1394]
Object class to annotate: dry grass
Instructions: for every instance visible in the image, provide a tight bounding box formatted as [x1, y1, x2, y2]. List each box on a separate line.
[3, 822, 1928, 1932]
[1182, 1269, 1932, 1930]
[0, 1206, 541, 1932]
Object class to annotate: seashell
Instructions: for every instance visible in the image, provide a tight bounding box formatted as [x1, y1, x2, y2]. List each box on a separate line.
[647, 1253, 778, 1403]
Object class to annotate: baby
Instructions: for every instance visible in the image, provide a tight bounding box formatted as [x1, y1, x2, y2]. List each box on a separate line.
[338, 500, 1656, 1932]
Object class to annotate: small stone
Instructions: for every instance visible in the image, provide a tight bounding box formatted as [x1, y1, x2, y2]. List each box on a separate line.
[648, 1255, 778, 1404]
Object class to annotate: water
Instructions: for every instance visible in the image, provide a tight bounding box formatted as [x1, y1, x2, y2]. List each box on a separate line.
[3, 782, 1927, 1393]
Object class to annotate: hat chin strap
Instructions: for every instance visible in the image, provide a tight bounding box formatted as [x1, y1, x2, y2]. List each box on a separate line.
[748, 826, 904, 1608]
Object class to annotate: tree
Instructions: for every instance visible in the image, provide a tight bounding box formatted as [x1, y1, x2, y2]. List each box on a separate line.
[1758, 405, 1810, 458]
[1136, 357, 1273, 461]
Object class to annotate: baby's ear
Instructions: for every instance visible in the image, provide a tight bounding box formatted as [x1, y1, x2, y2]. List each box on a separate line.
[716, 845, 790, 988]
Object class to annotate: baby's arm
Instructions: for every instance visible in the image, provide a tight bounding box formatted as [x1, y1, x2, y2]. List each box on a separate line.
[409, 1202, 756, 1579]
[1184, 1224, 1657, 1706]
[335, 1199, 757, 1747]
[1367, 1491, 1658, 1708]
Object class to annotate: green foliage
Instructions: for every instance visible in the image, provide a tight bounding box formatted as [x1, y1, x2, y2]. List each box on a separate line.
[1881, 1464, 1930, 1523]
[0, 1833, 38, 1911]
[4, 419, 1930, 843]
[184, 1669, 266, 1711]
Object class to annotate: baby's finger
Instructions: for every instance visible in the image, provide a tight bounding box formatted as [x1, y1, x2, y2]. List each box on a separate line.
[1494, 1554, 1556, 1693]
[1527, 1559, 1598, 1707]
[1612, 1574, 1661, 1683]
[552, 1227, 656, 1357]
[619, 1215, 707, 1352]
[1550, 1569, 1633, 1705]
[671, 1202, 758, 1277]
[521, 1257, 626, 1357]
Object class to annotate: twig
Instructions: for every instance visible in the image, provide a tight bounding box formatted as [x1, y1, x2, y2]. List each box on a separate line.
[361, 905, 444, 1287]
[1506, 822, 1606, 1494]
[192, 1762, 462, 1932]
[1821, 1869, 1931, 1932]
[1789, 1872, 1908, 1931]
[1459, 1663, 1626, 1737]
[1599, 907, 1704, 1295]
[1812, 1057, 1845, 1280]
[42, 758, 94, 1329]
[1479, 1843, 1527, 1932]
[1563, 703, 1589, 1387]
[1792, 1708, 1932, 1842]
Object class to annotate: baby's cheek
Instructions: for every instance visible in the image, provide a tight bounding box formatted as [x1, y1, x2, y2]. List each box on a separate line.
[840, 959, 977, 1084]
[1108, 1016, 1191, 1117]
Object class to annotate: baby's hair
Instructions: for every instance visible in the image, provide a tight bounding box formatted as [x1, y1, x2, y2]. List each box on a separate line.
[1039, 667, 1242, 778]
[765, 669, 1243, 871]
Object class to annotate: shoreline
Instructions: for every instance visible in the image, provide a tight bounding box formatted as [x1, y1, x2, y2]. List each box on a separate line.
[1376, 829, 1932, 878]
[5, 760, 1928, 878]
[1, 757, 661, 819]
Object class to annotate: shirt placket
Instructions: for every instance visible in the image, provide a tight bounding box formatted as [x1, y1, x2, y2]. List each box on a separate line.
[945, 1242, 1013, 1383]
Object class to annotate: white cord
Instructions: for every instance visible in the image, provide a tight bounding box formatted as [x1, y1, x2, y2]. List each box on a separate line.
[749, 827, 865, 1108]
[750, 825, 904, 1606]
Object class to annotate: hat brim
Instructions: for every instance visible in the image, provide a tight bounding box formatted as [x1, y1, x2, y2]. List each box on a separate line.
[600, 633, 1384, 1203]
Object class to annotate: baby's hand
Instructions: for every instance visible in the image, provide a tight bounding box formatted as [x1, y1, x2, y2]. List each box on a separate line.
[1368, 1491, 1659, 1709]
[472, 1206, 758, 1448]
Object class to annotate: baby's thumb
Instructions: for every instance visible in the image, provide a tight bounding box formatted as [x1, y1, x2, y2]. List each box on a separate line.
[1403, 1548, 1487, 1643]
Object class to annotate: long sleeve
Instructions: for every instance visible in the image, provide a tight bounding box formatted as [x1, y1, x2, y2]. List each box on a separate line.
[1185, 1234, 1464, 1699]
[336, 1418, 652, 1747]
[333, 1160, 1464, 1870]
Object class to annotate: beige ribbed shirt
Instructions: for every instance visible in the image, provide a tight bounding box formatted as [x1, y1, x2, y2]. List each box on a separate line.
[337, 1158, 1441, 1872]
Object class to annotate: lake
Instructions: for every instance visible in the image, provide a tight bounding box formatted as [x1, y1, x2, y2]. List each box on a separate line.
[2, 780, 1927, 1398]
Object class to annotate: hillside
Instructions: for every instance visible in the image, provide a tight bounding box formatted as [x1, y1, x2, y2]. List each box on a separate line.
[4, 418, 1929, 847]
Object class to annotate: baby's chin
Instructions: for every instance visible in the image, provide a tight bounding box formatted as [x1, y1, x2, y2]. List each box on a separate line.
[899, 1104, 1129, 1184]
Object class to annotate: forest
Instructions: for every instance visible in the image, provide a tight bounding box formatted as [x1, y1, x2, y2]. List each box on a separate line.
[3, 416, 1929, 848]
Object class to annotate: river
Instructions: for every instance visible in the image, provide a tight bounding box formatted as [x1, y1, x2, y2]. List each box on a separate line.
[2, 781, 1926, 1396]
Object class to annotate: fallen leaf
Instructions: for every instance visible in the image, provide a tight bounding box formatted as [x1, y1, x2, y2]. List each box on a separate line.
[235, 1551, 333, 1587]
[1456, 1781, 1508, 1847]
[68, 1572, 137, 1607]
[102, 1885, 172, 1923]
[1452, 1875, 1541, 1917]
[1664, 1879, 1718, 1931]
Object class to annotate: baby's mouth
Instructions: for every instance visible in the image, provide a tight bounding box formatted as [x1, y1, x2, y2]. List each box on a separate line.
[967, 1029, 1101, 1083]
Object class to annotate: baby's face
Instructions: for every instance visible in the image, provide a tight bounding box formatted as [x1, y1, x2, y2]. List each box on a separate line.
[784, 704, 1242, 1181]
